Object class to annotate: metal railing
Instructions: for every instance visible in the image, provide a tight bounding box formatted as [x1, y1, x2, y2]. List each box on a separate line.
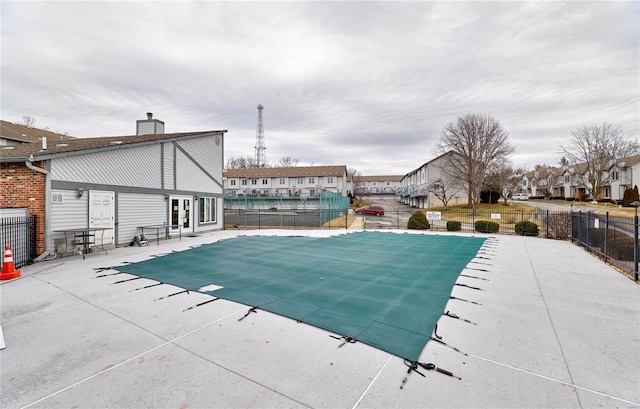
[572, 211, 638, 281]
[1, 215, 38, 269]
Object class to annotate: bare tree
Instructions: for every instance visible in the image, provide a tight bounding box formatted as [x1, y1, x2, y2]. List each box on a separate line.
[560, 123, 639, 199]
[488, 158, 519, 205]
[532, 164, 553, 198]
[225, 156, 257, 170]
[348, 167, 366, 199]
[276, 157, 299, 167]
[436, 113, 514, 211]
[20, 115, 36, 128]
[427, 178, 461, 209]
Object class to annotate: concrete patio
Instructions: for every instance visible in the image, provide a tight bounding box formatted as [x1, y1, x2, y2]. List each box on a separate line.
[1, 229, 638, 408]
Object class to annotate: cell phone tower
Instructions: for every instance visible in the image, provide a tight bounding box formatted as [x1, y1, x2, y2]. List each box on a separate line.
[255, 104, 266, 167]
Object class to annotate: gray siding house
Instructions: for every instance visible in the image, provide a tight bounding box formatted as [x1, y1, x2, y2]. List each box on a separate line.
[0, 114, 226, 256]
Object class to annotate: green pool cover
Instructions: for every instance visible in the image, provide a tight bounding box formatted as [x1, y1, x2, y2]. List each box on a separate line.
[117, 231, 486, 361]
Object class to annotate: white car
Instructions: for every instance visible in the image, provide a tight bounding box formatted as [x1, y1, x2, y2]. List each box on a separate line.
[512, 193, 530, 200]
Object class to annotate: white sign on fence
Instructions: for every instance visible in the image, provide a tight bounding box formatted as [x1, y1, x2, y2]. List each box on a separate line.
[426, 211, 442, 220]
[491, 213, 501, 220]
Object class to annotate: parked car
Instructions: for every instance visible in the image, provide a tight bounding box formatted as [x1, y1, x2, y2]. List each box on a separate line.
[355, 205, 385, 216]
[511, 193, 530, 200]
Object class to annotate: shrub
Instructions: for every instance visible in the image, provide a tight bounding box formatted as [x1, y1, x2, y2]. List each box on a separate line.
[515, 221, 539, 236]
[446, 220, 461, 231]
[407, 211, 430, 230]
[621, 187, 639, 207]
[474, 220, 499, 233]
[547, 212, 571, 239]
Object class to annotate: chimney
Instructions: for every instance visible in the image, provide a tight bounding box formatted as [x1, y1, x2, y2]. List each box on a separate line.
[136, 112, 165, 135]
[41, 136, 47, 151]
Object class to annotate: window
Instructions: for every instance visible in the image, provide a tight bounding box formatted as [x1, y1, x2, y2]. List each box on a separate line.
[386, 182, 391, 186]
[51, 193, 63, 203]
[241, 179, 247, 186]
[308, 177, 315, 184]
[230, 180, 237, 186]
[251, 179, 257, 185]
[262, 179, 268, 185]
[279, 178, 285, 185]
[199, 197, 216, 223]
[372, 182, 377, 186]
[326, 176, 334, 184]
[297, 177, 304, 184]
[612, 171, 619, 181]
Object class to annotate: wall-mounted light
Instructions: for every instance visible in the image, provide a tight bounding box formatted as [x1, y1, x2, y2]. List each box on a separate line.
[194, 195, 200, 201]
[76, 188, 85, 198]
[164, 194, 170, 200]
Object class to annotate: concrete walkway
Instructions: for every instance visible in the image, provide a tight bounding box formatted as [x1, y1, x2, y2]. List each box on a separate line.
[1, 230, 638, 408]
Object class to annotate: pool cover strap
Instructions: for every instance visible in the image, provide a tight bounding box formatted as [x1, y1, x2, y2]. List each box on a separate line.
[116, 232, 486, 361]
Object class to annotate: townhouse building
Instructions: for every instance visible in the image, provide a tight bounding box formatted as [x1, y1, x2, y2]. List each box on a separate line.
[398, 151, 467, 208]
[353, 175, 403, 195]
[223, 165, 349, 199]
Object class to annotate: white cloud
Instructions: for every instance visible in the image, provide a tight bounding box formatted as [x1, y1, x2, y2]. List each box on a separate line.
[2, 1, 638, 175]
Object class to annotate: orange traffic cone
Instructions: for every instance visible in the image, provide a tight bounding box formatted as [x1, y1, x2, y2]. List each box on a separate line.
[1, 245, 21, 280]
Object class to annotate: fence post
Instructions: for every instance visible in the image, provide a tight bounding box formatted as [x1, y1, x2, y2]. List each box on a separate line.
[586, 212, 590, 248]
[578, 211, 582, 245]
[545, 210, 549, 239]
[521, 210, 524, 236]
[258, 211, 261, 230]
[634, 210, 638, 281]
[603, 212, 609, 263]
[570, 206, 574, 243]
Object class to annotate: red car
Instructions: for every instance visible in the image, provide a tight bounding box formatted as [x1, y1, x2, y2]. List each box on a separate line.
[355, 205, 384, 216]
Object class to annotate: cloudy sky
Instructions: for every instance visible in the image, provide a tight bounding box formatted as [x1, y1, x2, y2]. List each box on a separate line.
[2, 1, 638, 175]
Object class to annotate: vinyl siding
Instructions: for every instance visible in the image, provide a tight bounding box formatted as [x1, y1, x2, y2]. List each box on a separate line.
[175, 148, 222, 193]
[50, 144, 162, 188]
[163, 142, 175, 190]
[117, 193, 167, 244]
[49, 189, 88, 250]
[177, 135, 223, 182]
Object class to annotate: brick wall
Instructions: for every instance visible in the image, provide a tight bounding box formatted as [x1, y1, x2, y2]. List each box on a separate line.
[1, 161, 46, 254]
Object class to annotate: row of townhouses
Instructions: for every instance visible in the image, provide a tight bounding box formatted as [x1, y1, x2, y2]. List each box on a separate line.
[520, 156, 640, 201]
[222, 169, 403, 199]
[398, 152, 640, 209]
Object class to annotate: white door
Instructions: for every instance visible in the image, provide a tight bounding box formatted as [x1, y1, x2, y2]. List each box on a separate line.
[170, 196, 193, 233]
[89, 190, 115, 246]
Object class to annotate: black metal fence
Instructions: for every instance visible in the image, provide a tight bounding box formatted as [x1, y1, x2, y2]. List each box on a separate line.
[224, 207, 638, 281]
[572, 211, 639, 281]
[1, 215, 38, 269]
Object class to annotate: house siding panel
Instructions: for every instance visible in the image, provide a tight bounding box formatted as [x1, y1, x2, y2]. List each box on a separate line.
[163, 142, 175, 190]
[49, 189, 88, 251]
[50, 144, 162, 188]
[117, 193, 167, 244]
[177, 135, 223, 182]
[175, 149, 221, 193]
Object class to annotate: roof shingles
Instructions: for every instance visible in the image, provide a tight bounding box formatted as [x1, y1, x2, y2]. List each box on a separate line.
[0, 131, 225, 162]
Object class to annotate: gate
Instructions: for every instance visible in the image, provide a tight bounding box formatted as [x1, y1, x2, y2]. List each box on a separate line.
[0, 215, 37, 269]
